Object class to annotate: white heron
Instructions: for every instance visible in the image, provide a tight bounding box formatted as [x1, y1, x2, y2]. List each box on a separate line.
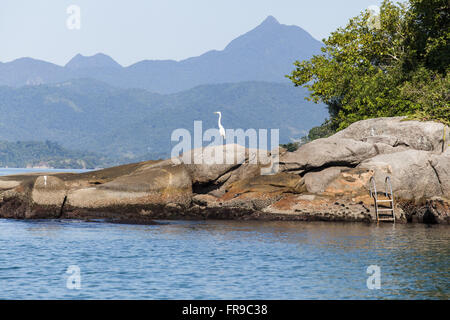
[214, 111, 226, 140]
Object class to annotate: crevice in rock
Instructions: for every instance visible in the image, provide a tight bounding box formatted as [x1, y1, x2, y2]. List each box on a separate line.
[58, 195, 68, 218]
[422, 208, 438, 224]
[297, 162, 357, 177]
[192, 163, 242, 194]
[279, 166, 304, 174]
[393, 141, 410, 148]
[219, 163, 244, 178]
[193, 181, 225, 195]
[428, 160, 444, 195]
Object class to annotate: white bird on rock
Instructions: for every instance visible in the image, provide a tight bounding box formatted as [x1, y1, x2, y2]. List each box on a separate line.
[214, 111, 226, 140]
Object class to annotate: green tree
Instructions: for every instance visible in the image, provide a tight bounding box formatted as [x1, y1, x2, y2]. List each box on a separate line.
[405, 0, 450, 74]
[287, 0, 449, 136]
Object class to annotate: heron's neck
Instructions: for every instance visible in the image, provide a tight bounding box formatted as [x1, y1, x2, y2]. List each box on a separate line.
[217, 113, 222, 126]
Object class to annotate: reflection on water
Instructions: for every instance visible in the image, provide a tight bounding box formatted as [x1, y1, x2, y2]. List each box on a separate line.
[0, 219, 448, 299]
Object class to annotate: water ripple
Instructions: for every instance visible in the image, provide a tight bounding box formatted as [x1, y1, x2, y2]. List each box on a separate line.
[0, 219, 448, 299]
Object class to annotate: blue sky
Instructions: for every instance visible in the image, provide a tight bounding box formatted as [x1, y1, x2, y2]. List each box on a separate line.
[0, 0, 383, 66]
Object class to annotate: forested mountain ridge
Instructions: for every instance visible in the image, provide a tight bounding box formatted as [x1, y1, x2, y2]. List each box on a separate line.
[0, 79, 328, 162]
[0, 140, 106, 169]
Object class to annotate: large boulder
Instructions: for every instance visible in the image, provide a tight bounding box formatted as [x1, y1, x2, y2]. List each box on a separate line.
[359, 150, 448, 200]
[429, 149, 450, 197]
[66, 160, 192, 209]
[333, 117, 448, 152]
[280, 117, 449, 175]
[180, 144, 248, 184]
[280, 138, 377, 172]
[178, 144, 274, 197]
[0, 179, 22, 190]
[31, 175, 67, 207]
[304, 166, 345, 193]
[0, 160, 193, 221]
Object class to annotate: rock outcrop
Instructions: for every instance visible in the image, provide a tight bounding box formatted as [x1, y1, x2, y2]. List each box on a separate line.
[0, 117, 448, 224]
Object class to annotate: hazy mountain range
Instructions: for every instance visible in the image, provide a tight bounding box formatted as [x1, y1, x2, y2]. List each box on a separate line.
[0, 79, 327, 161]
[0, 16, 327, 168]
[0, 16, 323, 94]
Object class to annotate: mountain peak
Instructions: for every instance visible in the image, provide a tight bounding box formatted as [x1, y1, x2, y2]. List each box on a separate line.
[224, 14, 321, 53]
[261, 15, 280, 26]
[65, 53, 122, 69]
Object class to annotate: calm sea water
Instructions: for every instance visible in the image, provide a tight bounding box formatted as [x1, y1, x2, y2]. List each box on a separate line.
[0, 169, 448, 300]
[0, 168, 90, 176]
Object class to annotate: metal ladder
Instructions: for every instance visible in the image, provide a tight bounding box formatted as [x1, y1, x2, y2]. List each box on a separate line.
[369, 176, 395, 223]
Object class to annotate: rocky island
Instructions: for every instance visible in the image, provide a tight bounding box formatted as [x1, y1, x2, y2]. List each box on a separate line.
[0, 117, 448, 224]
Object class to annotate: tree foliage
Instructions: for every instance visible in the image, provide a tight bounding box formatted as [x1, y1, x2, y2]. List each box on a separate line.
[288, 0, 449, 136]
